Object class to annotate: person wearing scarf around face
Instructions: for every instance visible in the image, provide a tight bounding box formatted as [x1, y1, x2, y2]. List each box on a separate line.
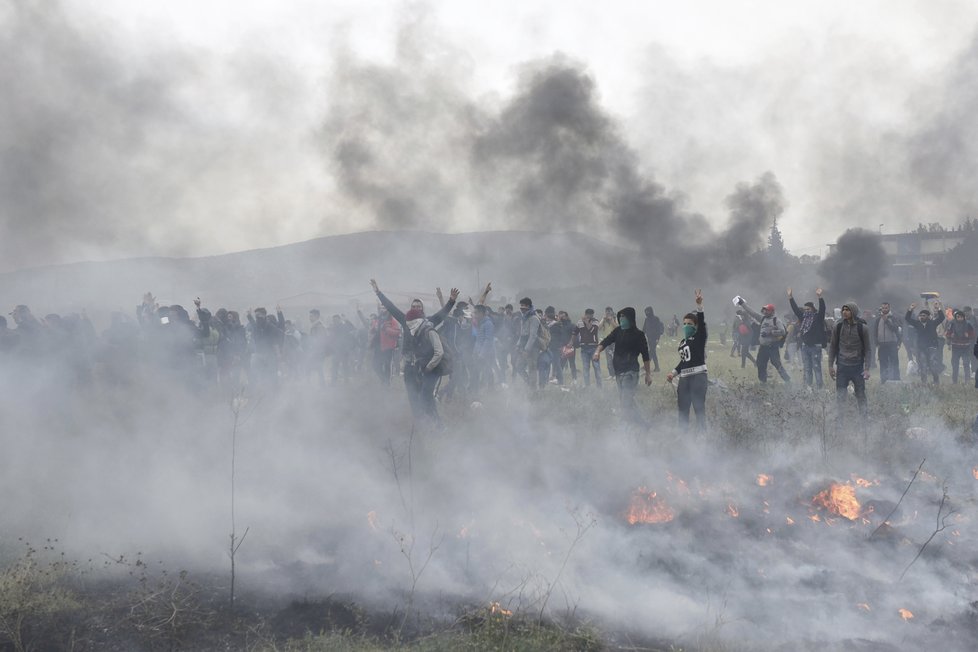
[593, 305, 651, 425]
[666, 289, 708, 430]
[370, 279, 458, 422]
[787, 286, 827, 389]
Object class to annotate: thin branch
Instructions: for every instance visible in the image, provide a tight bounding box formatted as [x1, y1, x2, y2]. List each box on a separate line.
[870, 458, 925, 540]
[899, 483, 954, 581]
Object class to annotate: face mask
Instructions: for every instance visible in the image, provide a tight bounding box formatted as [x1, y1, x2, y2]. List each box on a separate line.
[619, 316, 631, 329]
[683, 324, 696, 339]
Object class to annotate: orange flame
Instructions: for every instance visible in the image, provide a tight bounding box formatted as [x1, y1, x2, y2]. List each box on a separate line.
[972, 467, 978, 480]
[727, 504, 739, 518]
[857, 603, 871, 612]
[852, 475, 877, 488]
[367, 511, 379, 531]
[489, 602, 513, 617]
[899, 608, 913, 621]
[812, 483, 862, 521]
[626, 487, 675, 525]
[786, 516, 795, 525]
[756, 474, 772, 486]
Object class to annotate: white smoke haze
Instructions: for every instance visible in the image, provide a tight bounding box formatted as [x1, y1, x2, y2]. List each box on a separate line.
[5, 1, 978, 272]
[4, 344, 978, 649]
[5, 1, 978, 649]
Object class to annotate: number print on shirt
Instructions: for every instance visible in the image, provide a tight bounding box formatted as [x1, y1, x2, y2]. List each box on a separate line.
[680, 345, 691, 362]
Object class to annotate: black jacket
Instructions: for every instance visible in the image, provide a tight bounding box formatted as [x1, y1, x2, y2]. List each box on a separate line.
[789, 297, 827, 347]
[904, 309, 944, 350]
[599, 307, 650, 374]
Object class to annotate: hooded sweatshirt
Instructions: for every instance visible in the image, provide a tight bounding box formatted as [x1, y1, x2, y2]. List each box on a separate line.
[598, 307, 650, 374]
[946, 317, 975, 348]
[829, 303, 868, 368]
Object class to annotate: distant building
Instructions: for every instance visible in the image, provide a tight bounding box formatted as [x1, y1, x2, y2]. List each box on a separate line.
[827, 227, 971, 281]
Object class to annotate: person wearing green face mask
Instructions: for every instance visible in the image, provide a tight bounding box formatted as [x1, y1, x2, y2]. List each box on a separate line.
[593, 306, 652, 425]
[666, 289, 708, 430]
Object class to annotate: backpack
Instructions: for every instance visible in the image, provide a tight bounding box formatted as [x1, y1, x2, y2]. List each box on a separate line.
[833, 320, 867, 357]
[413, 323, 454, 376]
[536, 318, 552, 351]
[766, 317, 786, 346]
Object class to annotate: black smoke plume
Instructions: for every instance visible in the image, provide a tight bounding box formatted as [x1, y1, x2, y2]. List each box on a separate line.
[325, 49, 784, 281]
[818, 228, 889, 301]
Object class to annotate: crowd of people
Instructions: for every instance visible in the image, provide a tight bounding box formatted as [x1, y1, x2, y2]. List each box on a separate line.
[2, 281, 976, 429]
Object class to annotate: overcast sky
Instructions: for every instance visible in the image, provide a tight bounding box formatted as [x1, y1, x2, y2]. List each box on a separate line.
[3, 0, 978, 271]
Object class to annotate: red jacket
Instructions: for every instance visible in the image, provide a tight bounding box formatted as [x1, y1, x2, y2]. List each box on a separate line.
[379, 317, 401, 351]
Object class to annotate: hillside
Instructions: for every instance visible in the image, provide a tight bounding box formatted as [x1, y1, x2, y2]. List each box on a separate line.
[0, 231, 632, 318]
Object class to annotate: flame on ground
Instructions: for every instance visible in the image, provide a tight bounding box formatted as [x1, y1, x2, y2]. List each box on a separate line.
[972, 467, 978, 480]
[857, 603, 871, 612]
[812, 482, 862, 521]
[367, 511, 379, 532]
[899, 608, 914, 621]
[727, 504, 739, 518]
[489, 602, 513, 617]
[626, 487, 675, 525]
[756, 473, 772, 486]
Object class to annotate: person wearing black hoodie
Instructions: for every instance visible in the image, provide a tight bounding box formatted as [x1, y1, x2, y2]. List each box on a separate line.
[642, 306, 664, 372]
[666, 290, 707, 429]
[829, 302, 869, 417]
[593, 306, 651, 425]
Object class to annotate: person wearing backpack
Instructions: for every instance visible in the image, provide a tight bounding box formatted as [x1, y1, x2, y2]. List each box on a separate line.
[788, 287, 826, 389]
[738, 299, 791, 384]
[371, 279, 457, 422]
[828, 303, 869, 417]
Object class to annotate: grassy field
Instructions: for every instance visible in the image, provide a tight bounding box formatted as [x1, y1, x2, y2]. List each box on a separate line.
[1, 336, 975, 651]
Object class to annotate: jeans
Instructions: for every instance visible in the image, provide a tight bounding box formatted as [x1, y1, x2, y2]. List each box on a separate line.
[403, 362, 441, 423]
[757, 344, 790, 383]
[580, 345, 601, 387]
[877, 342, 900, 383]
[916, 346, 942, 384]
[646, 336, 660, 371]
[537, 350, 553, 387]
[549, 348, 564, 385]
[801, 344, 824, 388]
[560, 351, 578, 381]
[677, 372, 708, 429]
[835, 363, 867, 417]
[951, 346, 972, 384]
[615, 370, 643, 424]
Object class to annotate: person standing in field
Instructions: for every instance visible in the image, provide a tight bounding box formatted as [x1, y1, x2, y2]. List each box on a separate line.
[593, 307, 652, 425]
[666, 290, 707, 430]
